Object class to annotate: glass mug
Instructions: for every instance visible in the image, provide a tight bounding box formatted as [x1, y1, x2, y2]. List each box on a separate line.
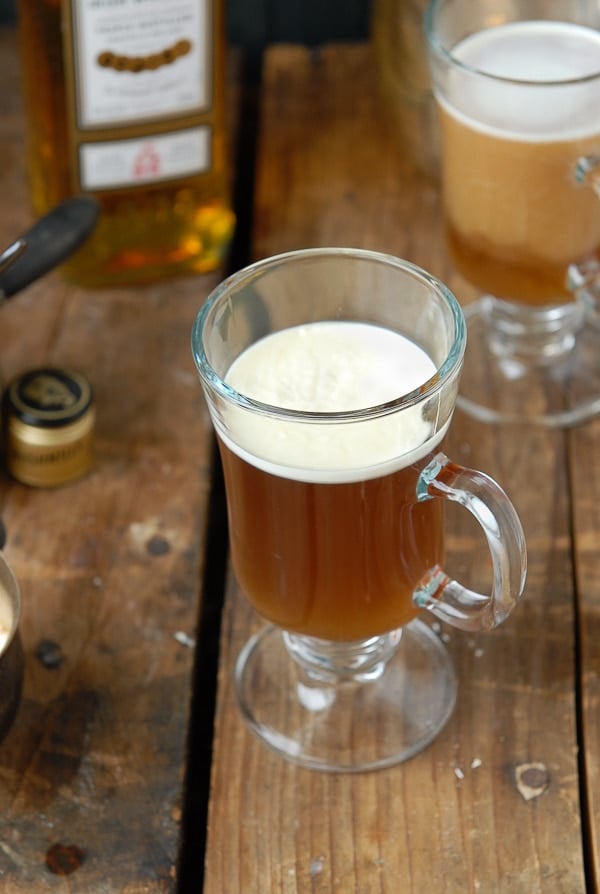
[425, 0, 600, 427]
[192, 248, 527, 772]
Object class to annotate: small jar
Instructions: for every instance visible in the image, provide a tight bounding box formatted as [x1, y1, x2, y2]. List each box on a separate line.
[2, 367, 95, 487]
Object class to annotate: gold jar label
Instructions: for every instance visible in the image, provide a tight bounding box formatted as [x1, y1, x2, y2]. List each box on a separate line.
[3, 367, 95, 488]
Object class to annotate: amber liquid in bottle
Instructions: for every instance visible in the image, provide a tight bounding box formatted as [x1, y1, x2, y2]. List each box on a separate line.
[17, 0, 235, 287]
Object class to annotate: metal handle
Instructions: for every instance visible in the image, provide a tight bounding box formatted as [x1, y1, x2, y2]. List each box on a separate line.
[0, 196, 100, 300]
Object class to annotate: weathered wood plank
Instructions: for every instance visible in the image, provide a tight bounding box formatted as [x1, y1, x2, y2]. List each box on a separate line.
[570, 418, 600, 892]
[203, 43, 585, 893]
[0, 28, 217, 892]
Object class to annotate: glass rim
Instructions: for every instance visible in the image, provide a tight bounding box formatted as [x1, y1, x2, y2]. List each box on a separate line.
[424, 0, 600, 88]
[191, 247, 466, 424]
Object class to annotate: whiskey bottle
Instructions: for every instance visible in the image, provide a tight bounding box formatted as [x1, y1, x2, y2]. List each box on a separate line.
[16, 0, 235, 288]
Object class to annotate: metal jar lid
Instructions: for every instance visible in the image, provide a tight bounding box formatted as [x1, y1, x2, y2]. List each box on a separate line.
[2, 367, 95, 487]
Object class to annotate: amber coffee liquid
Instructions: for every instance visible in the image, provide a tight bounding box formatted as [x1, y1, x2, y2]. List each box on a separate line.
[219, 321, 446, 642]
[437, 21, 600, 305]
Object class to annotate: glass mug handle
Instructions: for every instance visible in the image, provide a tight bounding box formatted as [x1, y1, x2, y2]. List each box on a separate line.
[575, 154, 600, 195]
[414, 452, 527, 633]
[568, 156, 600, 311]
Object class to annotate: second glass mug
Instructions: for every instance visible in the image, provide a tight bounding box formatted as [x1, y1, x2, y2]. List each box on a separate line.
[192, 248, 527, 772]
[425, 0, 600, 427]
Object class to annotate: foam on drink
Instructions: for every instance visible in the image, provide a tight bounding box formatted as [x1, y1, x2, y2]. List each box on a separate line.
[222, 321, 443, 483]
[442, 21, 600, 140]
[434, 19, 600, 303]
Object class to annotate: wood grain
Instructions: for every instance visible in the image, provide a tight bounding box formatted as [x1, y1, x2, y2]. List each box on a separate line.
[0, 27, 216, 893]
[571, 417, 600, 893]
[203, 44, 586, 893]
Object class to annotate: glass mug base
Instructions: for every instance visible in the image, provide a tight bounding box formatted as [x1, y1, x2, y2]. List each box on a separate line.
[456, 297, 600, 427]
[234, 620, 457, 773]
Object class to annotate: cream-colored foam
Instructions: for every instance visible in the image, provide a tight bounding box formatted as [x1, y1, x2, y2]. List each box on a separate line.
[220, 321, 445, 483]
[443, 21, 600, 140]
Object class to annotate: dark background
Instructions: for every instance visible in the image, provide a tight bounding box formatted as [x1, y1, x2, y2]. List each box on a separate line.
[0, 0, 373, 49]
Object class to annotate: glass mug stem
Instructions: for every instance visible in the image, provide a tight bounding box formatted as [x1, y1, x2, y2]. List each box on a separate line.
[282, 628, 403, 684]
[415, 453, 526, 632]
[479, 296, 583, 362]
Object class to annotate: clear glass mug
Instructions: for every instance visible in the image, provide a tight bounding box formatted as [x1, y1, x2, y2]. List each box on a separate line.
[425, 0, 600, 427]
[192, 248, 527, 772]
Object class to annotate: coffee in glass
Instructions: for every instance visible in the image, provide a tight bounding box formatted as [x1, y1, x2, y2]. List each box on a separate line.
[425, 0, 600, 426]
[192, 248, 527, 771]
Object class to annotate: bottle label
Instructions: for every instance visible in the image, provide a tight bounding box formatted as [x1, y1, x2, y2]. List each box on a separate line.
[63, 0, 214, 190]
[80, 126, 211, 190]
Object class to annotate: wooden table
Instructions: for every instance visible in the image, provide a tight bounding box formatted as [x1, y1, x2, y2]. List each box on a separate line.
[1, 30, 599, 894]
